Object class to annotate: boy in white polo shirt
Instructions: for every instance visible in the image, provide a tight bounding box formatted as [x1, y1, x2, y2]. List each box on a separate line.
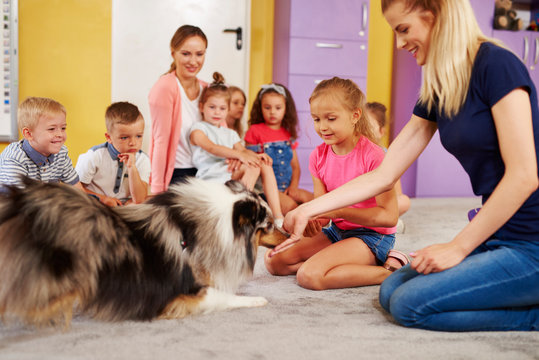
[76, 102, 150, 206]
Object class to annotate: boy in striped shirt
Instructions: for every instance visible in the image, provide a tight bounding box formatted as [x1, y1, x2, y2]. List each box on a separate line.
[0, 97, 81, 189]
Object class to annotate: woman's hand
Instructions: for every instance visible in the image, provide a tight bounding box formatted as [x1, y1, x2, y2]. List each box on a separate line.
[410, 241, 469, 274]
[270, 205, 311, 257]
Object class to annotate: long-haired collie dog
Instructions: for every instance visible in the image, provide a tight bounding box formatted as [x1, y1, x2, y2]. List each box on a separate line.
[0, 177, 286, 327]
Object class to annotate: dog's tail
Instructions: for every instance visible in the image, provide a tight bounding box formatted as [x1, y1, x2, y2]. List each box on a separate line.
[0, 178, 136, 326]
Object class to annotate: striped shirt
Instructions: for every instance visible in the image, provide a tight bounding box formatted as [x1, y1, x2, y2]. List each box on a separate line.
[0, 139, 79, 187]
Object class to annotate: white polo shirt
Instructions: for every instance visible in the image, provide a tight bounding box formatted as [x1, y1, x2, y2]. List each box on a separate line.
[76, 142, 150, 201]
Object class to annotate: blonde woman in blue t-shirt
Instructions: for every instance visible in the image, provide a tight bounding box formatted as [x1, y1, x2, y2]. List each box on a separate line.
[274, 0, 539, 332]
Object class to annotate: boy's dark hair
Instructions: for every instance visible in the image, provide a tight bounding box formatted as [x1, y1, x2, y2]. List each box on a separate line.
[105, 102, 142, 132]
[249, 83, 298, 140]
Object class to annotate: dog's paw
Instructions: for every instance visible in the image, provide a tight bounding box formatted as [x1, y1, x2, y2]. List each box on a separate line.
[244, 296, 268, 308]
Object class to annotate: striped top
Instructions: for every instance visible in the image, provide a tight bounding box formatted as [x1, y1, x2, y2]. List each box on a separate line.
[0, 139, 79, 187]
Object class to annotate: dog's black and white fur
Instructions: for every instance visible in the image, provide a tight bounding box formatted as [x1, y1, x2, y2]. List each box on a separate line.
[0, 177, 286, 326]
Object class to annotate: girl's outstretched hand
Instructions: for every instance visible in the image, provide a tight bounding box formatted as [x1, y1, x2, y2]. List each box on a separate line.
[410, 241, 469, 274]
[270, 205, 310, 257]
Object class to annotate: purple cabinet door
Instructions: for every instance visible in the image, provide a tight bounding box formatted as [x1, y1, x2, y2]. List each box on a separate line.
[469, 0, 494, 36]
[288, 38, 368, 76]
[493, 30, 539, 88]
[290, 0, 369, 41]
[296, 112, 323, 191]
[416, 133, 473, 197]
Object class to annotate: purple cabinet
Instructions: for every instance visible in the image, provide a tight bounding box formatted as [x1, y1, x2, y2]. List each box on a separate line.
[290, 0, 369, 41]
[493, 30, 539, 87]
[273, 0, 370, 191]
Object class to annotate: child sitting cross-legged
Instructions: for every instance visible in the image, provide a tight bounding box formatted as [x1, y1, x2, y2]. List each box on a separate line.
[189, 72, 284, 227]
[76, 102, 150, 206]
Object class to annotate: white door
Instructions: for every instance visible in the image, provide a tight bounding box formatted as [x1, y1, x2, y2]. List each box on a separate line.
[111, 0, 251, 151]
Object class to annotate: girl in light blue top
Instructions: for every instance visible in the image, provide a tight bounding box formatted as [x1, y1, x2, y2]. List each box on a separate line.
[189, 72, 284, 226]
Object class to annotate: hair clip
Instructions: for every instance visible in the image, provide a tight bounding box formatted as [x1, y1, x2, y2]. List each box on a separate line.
[259, 84, 286, 99]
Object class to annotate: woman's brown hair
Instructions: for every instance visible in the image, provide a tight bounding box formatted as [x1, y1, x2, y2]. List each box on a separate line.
[167, 25, 208, 74]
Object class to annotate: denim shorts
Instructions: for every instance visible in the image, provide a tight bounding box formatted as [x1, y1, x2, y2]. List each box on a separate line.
[247, 140, 293, 192]
[322, 222, 395, 264]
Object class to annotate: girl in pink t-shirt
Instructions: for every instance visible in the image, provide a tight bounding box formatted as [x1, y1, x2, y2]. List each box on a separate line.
[245, 83, 313, 214]
[265, 77, 409, 290]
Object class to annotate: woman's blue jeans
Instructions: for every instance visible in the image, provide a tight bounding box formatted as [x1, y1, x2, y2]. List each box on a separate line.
[379, 238, 539, 331]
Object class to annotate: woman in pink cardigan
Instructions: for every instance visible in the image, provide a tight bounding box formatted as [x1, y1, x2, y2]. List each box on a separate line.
[148, 25, 208, 193]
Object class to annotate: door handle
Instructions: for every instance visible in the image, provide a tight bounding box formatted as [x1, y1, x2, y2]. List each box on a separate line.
[315, 42, 343, 49]
[524, 36, 529, 64]
[223, 27, 242, 50]
[534, 37, 539, 67]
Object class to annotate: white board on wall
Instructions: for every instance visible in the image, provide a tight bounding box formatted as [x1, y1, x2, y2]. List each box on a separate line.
[111, 0, 251, 152]
[0, 0, 18, 142]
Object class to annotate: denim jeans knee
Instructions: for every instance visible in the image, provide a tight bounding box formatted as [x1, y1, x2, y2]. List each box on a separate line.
[379, 239, 539, 331]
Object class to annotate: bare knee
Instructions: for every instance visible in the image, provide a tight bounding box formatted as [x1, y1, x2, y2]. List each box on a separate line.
[279, 193, 298, 215]
[264, 249, 295, 276]
[398, 194, 411, 216]
[297, 264, 325, 290]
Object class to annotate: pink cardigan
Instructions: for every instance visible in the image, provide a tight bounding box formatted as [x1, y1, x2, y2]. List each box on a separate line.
[148, 72, 207, 193]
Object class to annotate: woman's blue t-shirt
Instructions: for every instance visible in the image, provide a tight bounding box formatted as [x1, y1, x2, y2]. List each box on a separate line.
[413, 42, 539, 241]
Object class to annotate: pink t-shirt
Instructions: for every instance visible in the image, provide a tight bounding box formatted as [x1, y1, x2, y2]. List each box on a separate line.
[309, 136, 396, 234]
[244, 123, 298, 149]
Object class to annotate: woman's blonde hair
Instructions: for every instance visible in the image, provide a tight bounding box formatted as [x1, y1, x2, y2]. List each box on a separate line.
[309, 77, 376, 142]
[382, 0, 501, 118]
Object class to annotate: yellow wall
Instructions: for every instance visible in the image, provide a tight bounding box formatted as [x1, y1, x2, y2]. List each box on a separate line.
[5, 0, 112, 161]
[366, 0, 394, 147]
[249, 0, 274, 109]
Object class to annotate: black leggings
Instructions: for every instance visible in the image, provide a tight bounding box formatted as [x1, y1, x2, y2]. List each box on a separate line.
[170, 168, 197, 185]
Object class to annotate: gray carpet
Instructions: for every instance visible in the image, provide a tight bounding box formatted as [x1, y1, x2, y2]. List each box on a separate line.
[0, 197, 538, 360]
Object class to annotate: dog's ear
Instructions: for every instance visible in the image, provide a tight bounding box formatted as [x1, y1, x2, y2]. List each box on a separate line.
[224, 180, 247, 194]
[232, 199, 267, 229]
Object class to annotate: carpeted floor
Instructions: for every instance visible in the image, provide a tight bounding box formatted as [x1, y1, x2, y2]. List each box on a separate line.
[0, 197, 538, 360]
